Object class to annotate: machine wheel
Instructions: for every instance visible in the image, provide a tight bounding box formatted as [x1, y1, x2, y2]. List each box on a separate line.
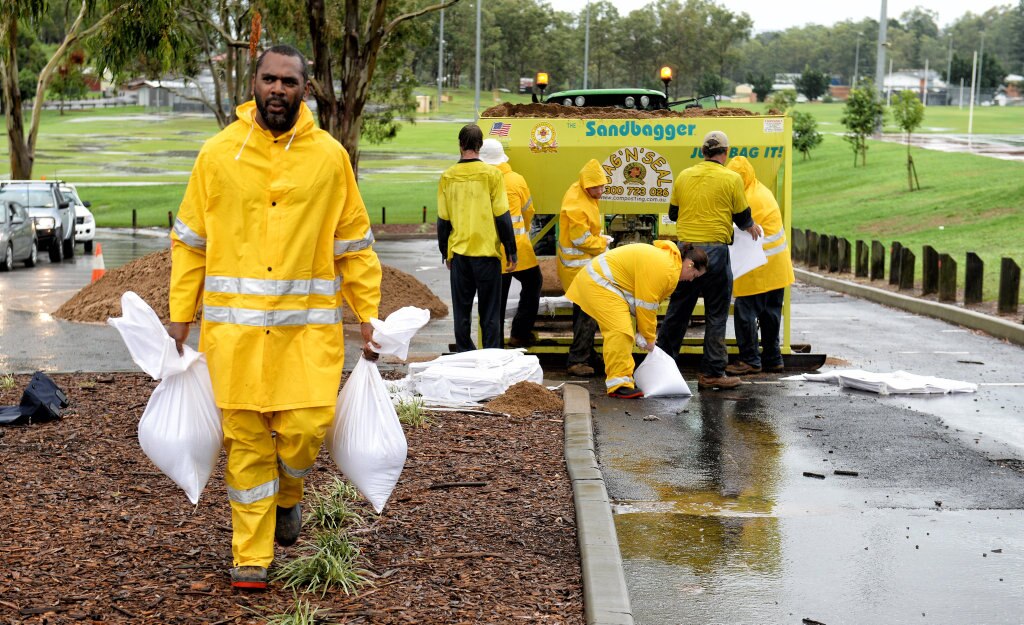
[24, 239, 37, 267]
[0, 244, 12, 272]
[63, 228, 76, 258]
[84, 239, 94, 255]
[49, 231, 64, 262]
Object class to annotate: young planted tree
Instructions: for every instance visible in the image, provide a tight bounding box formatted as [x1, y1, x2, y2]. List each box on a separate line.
[791, 110, 822, 160]
[795, 65, 829, 101]
[840, 80, 884, 167]
[891, 90, 924, 191]
[748, 72, 772, 102]
[766, 88, 796, 113]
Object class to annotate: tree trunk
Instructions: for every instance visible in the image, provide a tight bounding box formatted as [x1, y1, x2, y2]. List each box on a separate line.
[2, 15, 33, 180]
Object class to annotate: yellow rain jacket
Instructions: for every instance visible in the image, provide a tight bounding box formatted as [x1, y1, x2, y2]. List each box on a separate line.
[565, 241, 681, 392]
[726, 156, 794, 297]
[557, 159, 608, 291]
[496, 162, 538, 272]
[170, 100, 382, 411]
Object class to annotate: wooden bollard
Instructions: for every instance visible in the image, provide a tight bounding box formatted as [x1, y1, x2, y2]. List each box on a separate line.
[855, 240, 869, 277]
[792, 228, 805, 263]
[939, 254, 957, 302]
[838, 238, 852, 273]
[422, 205, 428, 223]
[889, 242, 903, 285]
[167, 211, 174, 229]
[964, 252, 983, 305]
[818, 235, 829, 271]
[828, 236, 839, 272]
[998, 258, 1020, 314]
[898, 247, 915, 290]
[382, 206, 387, 224]
[807, 231, 819, 267]
[132, 208, 137, 231]
[870, 240, 885, 280]
[922, 246, 939, 296]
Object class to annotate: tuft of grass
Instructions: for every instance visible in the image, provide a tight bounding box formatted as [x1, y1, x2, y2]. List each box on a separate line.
[306, 477, 362, 531]
[0, 373, 16, 391]
[272, 529, 367, 597]
[396, 397, 429, 428]
[261, 596, 332, 625]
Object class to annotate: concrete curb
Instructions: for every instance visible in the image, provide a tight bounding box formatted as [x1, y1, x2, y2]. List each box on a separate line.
[563, 383, 634, 625]
[796, 268, 1024, 347]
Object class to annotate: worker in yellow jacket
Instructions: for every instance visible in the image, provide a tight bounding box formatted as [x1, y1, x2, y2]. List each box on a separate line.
[566, 242, 708, 398]
[557, 159, 610, 377]
[166, 46, 382, 591]
[725, 156, 795, 375]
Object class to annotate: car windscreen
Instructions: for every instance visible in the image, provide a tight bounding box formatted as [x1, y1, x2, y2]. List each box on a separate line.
[0, 186, 55, 209]
[60, 186, 82, 205]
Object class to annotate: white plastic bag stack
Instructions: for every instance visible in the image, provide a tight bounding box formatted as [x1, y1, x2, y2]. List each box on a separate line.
[408, 348, 543, 403]
[327, 357, 407, 513]
[634, 346, 692, 397]
[108, 292, 222, 505]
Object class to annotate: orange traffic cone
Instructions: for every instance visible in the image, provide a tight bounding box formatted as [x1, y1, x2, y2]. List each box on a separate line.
[90, 243, 106, 283]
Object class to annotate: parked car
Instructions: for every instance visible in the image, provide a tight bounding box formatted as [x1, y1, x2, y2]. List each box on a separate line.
[0, 200, 38, 271]
[0, 180, 76, 262]
[60, 183, 95, 254]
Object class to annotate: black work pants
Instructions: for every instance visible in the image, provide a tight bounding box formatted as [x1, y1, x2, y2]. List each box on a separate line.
[500, 265, 543, 343]
[450, 253, 503, 352]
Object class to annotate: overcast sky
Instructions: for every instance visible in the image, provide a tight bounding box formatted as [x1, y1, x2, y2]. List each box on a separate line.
[544, 0, 1013, 32]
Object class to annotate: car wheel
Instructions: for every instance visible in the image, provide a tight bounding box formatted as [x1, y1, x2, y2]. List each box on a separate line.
[84, 239, 94, 255]
[0, 244, 12, 272]
[63, 228, 76, 258]
[24, 240, 37, 267]
[49, 231, 64, 263]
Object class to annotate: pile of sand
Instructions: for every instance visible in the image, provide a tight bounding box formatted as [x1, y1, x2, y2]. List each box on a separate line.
[538, 257, 563, 296]
[54, 250, 448, 324]
[485, 381, 564, 418]
[481, 102, 761, 119]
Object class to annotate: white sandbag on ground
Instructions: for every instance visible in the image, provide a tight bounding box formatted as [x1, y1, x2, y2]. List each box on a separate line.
[410, 349, 544, 403]
[634, 347, 692, 397]
[782, 369, 977, 395]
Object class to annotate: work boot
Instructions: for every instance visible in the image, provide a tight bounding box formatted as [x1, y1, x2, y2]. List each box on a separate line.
[763, 362, 785, 373]
[725, 361, 761, 376]
[607, 386, 644, 399]
[275, 503, 302, 547]
[567, 363, 595, 377]
[697, 374, 742, 390]
[230, 566, 268, 591]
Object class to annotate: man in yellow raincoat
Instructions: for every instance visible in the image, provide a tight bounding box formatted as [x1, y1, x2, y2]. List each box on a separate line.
[725, 156, 794, 375]
[557, 159, 611, 377]
[479, 139, 542, 348]
[566, 242, 708, 398]
[656, 131, 762, 391]
[167, 45, 382, 591]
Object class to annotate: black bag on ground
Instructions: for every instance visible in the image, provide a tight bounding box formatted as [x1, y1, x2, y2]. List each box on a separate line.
[0, 372, 68, 425]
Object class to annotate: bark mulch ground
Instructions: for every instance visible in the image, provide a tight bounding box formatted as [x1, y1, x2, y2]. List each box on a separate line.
[0, 373, 582, 624]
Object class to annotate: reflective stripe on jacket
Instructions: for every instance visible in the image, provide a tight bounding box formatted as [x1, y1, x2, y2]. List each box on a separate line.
[726, 156, 794, 297]
[170, 99, 382, 412]
[557, 159, 608, 291]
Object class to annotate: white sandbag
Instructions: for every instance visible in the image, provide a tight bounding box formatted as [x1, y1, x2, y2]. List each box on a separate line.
[782, 369, 977, 395]
[327, 357, 408, 513]
[369, 306, 430, 361]
[634, 346, 692, 397]
[108, 292, 222, 505]
[729, 224, 768, 279]
[410, 350, 544, 403]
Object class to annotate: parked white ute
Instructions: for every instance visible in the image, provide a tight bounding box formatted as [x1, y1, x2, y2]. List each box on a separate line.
[61, 183, 96, 254]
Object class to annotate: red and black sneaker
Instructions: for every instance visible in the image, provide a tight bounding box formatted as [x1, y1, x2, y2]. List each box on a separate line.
[230, 566, 268, 591]
[607, 386, 644, 399]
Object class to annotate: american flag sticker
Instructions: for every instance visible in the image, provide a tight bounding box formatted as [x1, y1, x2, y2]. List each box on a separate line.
[489, 122, 511, 136]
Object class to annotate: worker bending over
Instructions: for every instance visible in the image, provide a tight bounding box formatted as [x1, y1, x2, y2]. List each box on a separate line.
[566, 242, 708, 398]
[725, 155, 794, 375]
[558, 158, 611, 377]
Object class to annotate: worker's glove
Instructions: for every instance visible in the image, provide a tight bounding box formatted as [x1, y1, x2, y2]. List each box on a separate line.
[635, 334, 653, 351]
[601, 234, 614, 246]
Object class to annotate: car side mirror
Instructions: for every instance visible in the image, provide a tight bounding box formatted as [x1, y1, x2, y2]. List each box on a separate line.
[83, 201, 91, 208]
[59, 200, 70, 209]
[12, 214, 24, 224]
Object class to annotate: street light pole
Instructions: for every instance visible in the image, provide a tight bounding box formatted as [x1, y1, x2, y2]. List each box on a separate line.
[976, 31, 985, 104]
[473, 0, 481, 119]
[853, 31, 863, 88]
[437, 8, 444, 113]
[875, 0, 888, 101]
[583, 2, 591, 89]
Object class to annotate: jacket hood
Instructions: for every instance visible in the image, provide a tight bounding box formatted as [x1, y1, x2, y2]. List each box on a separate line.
[654, 239, 682, 273]
[726, 155, 756, 189]
[232, 100, 316, 159]
[579, 159, 607, 189]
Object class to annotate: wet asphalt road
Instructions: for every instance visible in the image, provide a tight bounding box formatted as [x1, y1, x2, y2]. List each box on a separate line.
[3, 235, 1024, 624]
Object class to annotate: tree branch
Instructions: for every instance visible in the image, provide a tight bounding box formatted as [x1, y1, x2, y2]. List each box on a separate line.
[383, 0, 461, 38]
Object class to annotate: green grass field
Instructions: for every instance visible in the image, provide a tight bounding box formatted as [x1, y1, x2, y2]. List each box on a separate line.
[2, 89, 1022, 299]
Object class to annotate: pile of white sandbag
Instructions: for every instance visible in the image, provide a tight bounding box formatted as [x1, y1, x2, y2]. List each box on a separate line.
[407, 348, 543, 403]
